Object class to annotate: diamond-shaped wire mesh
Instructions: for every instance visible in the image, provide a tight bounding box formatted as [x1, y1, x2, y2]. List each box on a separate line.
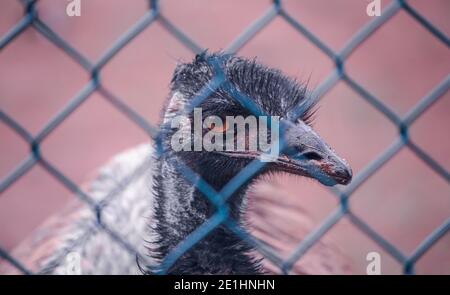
[0, 0, 449, 275]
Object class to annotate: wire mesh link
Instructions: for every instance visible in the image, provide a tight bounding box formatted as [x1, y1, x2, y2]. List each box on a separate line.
[0, 0, 449, 275]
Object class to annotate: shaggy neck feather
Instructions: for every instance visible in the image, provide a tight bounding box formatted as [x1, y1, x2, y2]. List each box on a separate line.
[150, 154, 261, 274]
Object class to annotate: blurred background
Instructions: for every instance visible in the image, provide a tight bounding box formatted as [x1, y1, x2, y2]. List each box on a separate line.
[0, 0, 449, 274]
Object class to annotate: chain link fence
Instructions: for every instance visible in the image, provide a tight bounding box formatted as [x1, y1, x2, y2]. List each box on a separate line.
[0, 0, 449, 275]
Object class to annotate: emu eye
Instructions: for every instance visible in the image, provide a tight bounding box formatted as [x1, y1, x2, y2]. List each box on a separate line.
[208, 121, 229, 133]
[302, 151, 322, 161]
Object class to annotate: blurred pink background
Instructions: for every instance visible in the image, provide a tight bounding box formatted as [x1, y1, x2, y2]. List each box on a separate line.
[1, 0, 449, 274]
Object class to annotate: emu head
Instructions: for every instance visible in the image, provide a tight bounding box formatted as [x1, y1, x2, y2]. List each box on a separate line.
[159, 52, 352, 187]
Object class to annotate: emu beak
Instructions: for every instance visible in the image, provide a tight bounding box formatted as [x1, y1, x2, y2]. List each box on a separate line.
[277, 121, 352, 186]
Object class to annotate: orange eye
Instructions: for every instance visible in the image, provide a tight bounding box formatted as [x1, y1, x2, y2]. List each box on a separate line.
[209, 121, 229, 133]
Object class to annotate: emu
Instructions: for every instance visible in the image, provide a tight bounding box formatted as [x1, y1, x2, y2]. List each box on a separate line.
[0, 52, 352, 275]
[149, 52, 352, 274]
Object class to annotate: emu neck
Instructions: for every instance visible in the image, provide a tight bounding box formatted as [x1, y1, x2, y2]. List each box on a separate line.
[152, 155, 261, 274]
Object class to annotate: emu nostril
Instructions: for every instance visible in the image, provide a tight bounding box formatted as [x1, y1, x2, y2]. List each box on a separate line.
[302, 151, 323, 161]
